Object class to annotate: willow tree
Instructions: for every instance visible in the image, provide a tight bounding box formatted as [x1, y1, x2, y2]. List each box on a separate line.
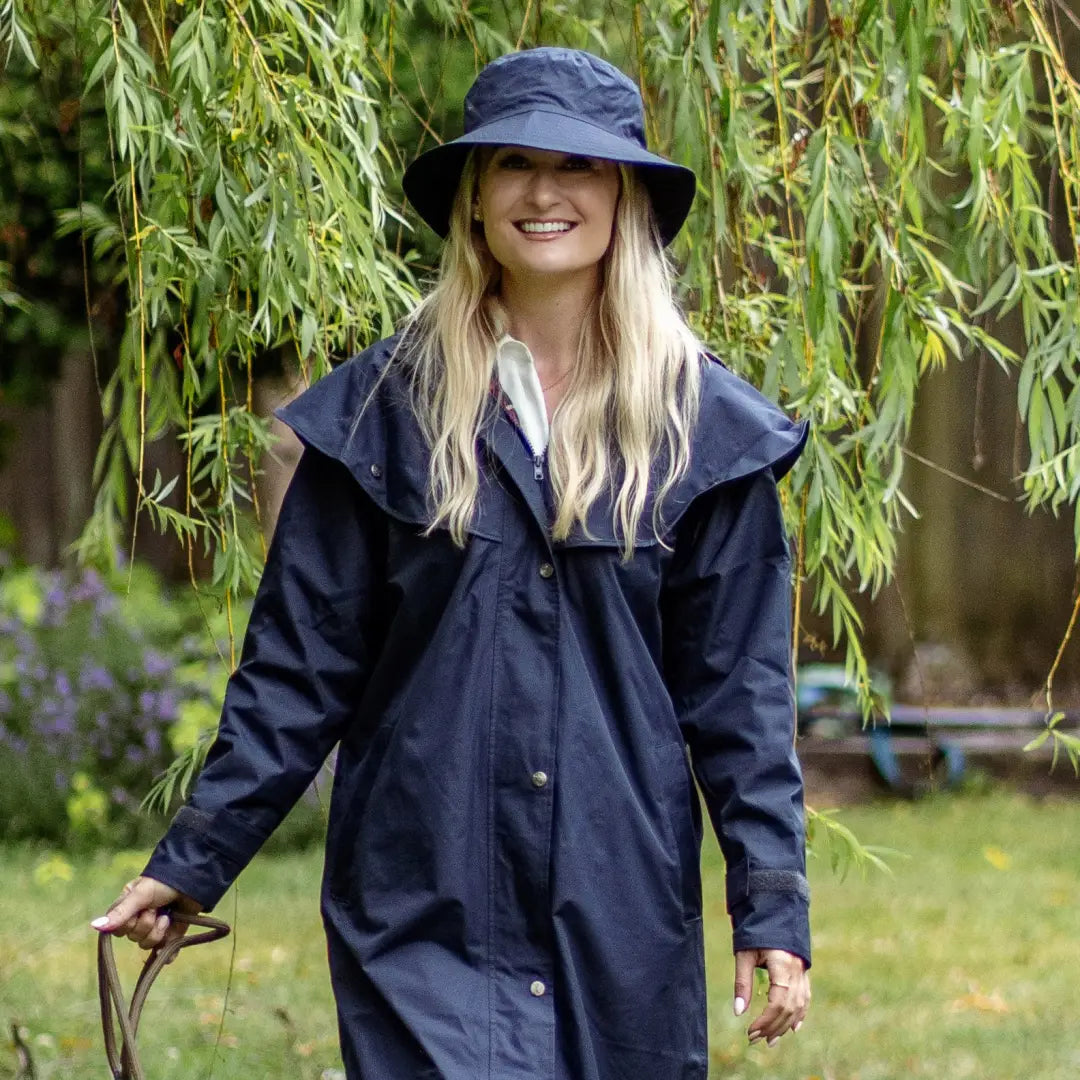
[3, 0, 1079, 784]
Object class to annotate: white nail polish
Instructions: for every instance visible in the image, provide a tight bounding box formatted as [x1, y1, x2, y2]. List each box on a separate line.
[793, 1020, 803, 1033]
[767, 1036, 779, 1048]
[91, 916, 110, 930]
[733, 996, 747, 1016]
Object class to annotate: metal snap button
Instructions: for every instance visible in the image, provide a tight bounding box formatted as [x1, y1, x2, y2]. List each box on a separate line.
[529, 980, 546, 997]
[531, 771, 548, 789]
[369, 463, 383, 479]
[538, 562, 554, 579]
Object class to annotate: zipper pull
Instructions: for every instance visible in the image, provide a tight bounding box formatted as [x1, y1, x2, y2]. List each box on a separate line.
[533, 453, 545, 482]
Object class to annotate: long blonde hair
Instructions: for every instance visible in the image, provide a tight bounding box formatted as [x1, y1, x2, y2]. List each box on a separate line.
[394, 150, 703, 556]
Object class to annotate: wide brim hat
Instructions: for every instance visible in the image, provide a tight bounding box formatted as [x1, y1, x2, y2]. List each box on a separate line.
[402, 48, 697, 248]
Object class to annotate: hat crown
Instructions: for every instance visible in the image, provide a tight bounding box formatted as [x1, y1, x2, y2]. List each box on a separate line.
[464, 47, 646, 148]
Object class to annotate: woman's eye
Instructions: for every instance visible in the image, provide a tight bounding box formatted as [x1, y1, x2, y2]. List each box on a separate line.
[497, 154, 530, 169]
[562, 156, 594, 171]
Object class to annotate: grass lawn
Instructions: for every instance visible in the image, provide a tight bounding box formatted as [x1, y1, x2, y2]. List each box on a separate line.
[2, 788, 1078, 1079]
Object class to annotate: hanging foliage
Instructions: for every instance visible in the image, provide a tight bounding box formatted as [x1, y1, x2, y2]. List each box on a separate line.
[2, 0, 1079, 771]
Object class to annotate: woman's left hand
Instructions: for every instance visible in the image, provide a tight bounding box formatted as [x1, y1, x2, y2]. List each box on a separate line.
[733, 948, 810, 1046]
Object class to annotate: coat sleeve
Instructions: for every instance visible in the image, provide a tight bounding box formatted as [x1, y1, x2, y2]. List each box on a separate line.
[141, 447, 385, 910]
[661, 468, 811, 967]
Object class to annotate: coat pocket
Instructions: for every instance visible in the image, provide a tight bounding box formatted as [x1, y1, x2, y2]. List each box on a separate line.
[654, 741, 703, 923]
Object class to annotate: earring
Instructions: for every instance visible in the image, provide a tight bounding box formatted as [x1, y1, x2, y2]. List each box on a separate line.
[472, 203, 483, 222]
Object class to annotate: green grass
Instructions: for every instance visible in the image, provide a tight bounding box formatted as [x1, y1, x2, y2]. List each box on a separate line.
[3, 789, 1079, 1079]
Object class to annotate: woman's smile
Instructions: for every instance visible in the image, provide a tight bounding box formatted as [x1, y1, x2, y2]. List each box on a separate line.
[516, 219, 578, 237]
[477, 146, 620, 281]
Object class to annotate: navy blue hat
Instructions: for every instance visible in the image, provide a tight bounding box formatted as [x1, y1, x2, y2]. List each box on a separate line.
[402, 48, 697, 247]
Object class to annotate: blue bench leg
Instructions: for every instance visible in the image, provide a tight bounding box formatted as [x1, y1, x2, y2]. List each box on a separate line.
[868, 727, 905, 793]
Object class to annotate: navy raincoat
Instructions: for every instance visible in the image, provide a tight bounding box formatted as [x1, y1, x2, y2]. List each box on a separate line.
[143, 334, 811, 1080]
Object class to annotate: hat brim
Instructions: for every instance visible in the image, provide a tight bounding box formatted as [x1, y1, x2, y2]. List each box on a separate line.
[402, 109, 696, 247]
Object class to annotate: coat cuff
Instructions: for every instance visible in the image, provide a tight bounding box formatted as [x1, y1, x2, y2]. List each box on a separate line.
[725, 864, 812, 967]
[141, 805, 264, 911]
[727, 868, 812, 968]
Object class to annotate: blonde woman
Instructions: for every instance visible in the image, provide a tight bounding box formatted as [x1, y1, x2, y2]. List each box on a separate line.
[95, 47, 811, 1079]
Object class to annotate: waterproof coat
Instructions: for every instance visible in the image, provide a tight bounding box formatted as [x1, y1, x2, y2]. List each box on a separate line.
[143, 334, 811, 1080]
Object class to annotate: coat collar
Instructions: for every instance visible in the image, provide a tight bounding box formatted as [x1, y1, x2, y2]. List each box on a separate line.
[275, 337, 808, 549]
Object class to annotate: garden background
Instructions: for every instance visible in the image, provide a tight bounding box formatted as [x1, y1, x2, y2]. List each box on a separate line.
[1, 0, 1079, 1076]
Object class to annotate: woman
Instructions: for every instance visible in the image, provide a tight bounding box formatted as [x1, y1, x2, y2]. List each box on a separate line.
[94, 47, 811, 1079]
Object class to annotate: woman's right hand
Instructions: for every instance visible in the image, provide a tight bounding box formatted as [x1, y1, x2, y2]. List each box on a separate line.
[90, 876, 202, 951]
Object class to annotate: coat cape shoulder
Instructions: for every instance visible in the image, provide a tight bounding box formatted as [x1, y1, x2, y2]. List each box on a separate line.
[276, 335, 808, 542]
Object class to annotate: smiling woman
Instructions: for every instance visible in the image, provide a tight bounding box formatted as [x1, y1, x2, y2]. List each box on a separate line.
[476, 148, 620, 289]
[472, 146, 621, 412]
[94, 46, 812, 1080]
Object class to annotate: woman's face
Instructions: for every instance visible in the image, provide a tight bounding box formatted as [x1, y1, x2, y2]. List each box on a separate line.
[475, 146, 621, 288]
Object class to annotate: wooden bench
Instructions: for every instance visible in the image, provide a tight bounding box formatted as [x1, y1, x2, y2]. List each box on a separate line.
[797, 705, 1079, 796]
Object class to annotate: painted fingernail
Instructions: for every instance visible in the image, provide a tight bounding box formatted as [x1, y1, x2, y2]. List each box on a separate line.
[733, 996, 747, 1017]
[793, 1021, 803, 1033]
[91, 917, 111, 930]
[748, 1031, 763, 1043]
[767, 1036, 779, 1048]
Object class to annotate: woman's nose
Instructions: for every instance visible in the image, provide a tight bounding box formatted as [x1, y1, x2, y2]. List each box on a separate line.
[524, 168, 561, 208]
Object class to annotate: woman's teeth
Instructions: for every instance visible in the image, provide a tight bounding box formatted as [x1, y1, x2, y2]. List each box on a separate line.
[519, 221, 574, 234]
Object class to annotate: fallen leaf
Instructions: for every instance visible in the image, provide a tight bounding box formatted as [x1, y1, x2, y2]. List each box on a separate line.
[982, 845, 1011, 870]
[949, 990, 1009, 1014]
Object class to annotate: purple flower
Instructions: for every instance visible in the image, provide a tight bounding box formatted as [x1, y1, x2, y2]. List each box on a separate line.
[72, 569, 105, 602]
[124, 745, 145, 765]
[0, 730, 28, 756]
[54, 672, 72, 699]
[52, 714, 75, 737]
[54, 770, 68, 791]
[80, 664, 114, 693]
[156, 691, 178, 722]
[143, 650, 172, 678]
[138, 690, 156, 715]
[34, 708, 75, 737]
[41, 586, 70, 627]
[143, 728, 161, 754]
[0, 690, 10, 715]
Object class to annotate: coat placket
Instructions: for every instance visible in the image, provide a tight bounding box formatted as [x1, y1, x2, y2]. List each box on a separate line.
[484, 416, 561, 1075]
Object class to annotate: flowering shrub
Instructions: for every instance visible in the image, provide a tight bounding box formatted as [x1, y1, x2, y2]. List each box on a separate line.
[0, 557, 230, 844]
